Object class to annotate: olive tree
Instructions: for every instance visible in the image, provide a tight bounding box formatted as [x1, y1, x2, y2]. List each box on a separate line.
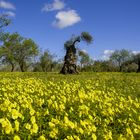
[133, 53, 140, 72]
[15, 38, 39, 72]
[78, 50, 91, 68]
[0, 32, 39, 72]
[0, 33, 22, 71]
[109, 49, 132, 71]
[60, 32, 93, 74]
[39, 50, 55, 72]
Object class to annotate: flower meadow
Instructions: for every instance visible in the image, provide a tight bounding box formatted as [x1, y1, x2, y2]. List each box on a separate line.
[0, 73, 140, 140]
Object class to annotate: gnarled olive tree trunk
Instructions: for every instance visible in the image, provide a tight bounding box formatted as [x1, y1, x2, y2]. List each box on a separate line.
[60, 39, 80, 74]
[60, 32, 93, 74]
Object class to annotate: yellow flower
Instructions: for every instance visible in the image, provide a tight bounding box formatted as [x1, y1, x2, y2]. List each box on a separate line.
[73, 135, 80, 140]
[25, 123, 31, 130]
[59, 104, 65, 111]
[49, 122, 55, 128]
[65, 136, 74, 140]
[0, 118, 13, 134]
[14, 120, 19, 132]
[49, 128, 58, 138]
[11, 109, 19, 120]
[92, 133, 97, 140]
[38, 135, 46, 140]
[44, 109, 49, 115]
[118, 134, 127, 140]
[92, 125, 97, 132]
[5, 125, 13, 134]
[13, 135, 20, 140]
[78, 128, 84, 134]
[64, 116, 69, 124]
[30, 108, 35, 116]
[134, 128, 139, 134]
[0, 118, 7, 127]
[31, 116, 36, 124]
[31, 123, 38, 134]
[126, 127, 133, 135]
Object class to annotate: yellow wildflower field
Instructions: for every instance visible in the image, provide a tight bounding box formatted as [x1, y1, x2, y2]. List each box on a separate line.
[0, 72, 140, 140]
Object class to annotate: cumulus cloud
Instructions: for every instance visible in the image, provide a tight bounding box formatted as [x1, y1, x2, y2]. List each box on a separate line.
[42, 1, 81, 29]
[53, 10, 81, 29]
[104, 50, 114, 56]
[102, 50, 114, 60]
[102, 50, 140, 60]
[42, 0, 65, 12]
[0, 1, 15, 10]
[132, 51, 140, 55]
[5, 11, 15, 17]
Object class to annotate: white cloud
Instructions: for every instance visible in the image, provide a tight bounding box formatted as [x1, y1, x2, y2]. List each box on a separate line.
[53, 10, 81, 29]
[104, 50, 114, 55]
[42, 0, 65, 12]
[132, 51, 140, 55]
[0, 1, 15, 10]
[102, 50, 114, 60]
[5, 11, 15, 17]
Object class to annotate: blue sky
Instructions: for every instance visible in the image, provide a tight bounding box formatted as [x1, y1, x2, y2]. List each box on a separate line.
[0, 0, 140, 60]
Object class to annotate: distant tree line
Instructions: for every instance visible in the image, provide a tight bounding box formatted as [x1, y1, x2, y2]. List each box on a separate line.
[80, 49, 140, 73]
[0, 14, 140, 73]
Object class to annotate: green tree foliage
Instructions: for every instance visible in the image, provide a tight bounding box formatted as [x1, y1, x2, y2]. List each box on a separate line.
[0, 33, 39, 72]
[133, 53, 140, 72]
[81, 32, 93, 44]
[122, 62, 138, 72]
[39, 50, 55, 72]
[78, 50, 91, 68]
[90, 60, 117, 72]
[109, 49, 132, 71]
[15, 38, 39, 72]
[33, 50, 61, 72]
[0, 33, 22, 71]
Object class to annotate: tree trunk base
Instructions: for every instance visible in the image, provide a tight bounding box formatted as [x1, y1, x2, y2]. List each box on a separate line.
[137, 65, 140, 73]
[60, 63, 79, 74]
